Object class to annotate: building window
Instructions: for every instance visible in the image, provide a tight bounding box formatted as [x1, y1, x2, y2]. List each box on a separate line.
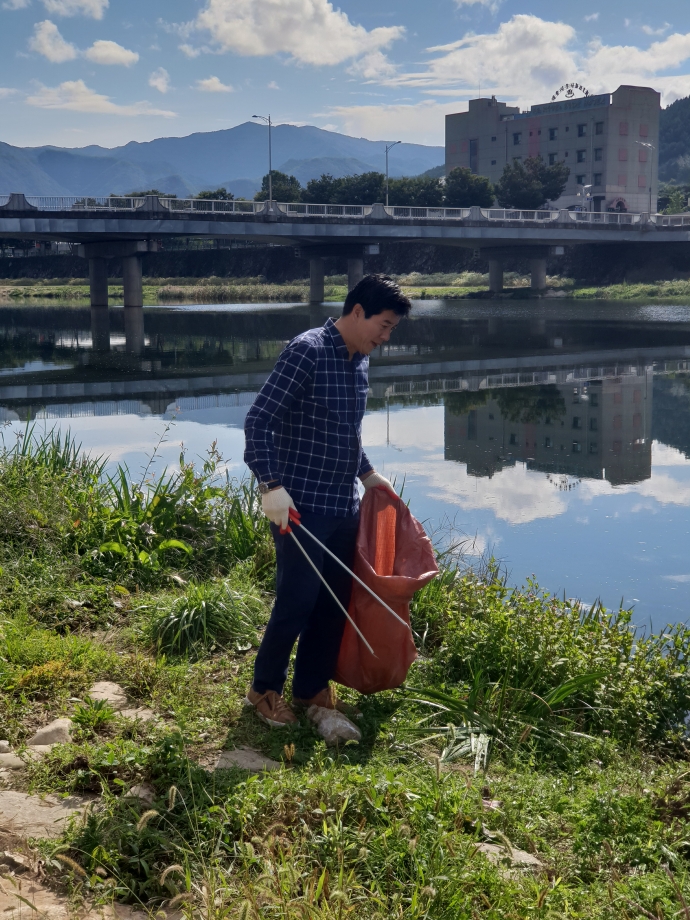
[572, 441, 582, 453]
[491, 135, 497, 141]
[564, 151, 569, 157]
[544, 437, 552, 448]
[618, 148, 628, 161]
[638, 175, 647, 187]
[639, 148, 648, 163]
[590, 393, 599, 407]
[572, 416, 582, 429]
[594, 147, 603, 161]
[577, 124, 587, 137]
[619, 121, 629, 135]
[549, 127, 558, 141]
[577, 149, 586, 162]
[639, 124, 649, 137]
[576, 174, 586, 184]
[513, 132, 522, 145]
[565, 126, 570, 132]
[595, 121, 604, 135]
[589, 418, 598, 431]
[491, 159, 497, 165]
[509, 433, 517, 445]
[593, 173, 602, 186]
[548, 152, 558, 165]
[618, 173, 627, 186]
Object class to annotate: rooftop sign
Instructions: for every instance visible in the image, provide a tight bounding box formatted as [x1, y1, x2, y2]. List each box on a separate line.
[551, 82, 590, 102]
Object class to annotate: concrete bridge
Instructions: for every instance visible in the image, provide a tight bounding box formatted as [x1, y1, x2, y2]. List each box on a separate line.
[1, 192, 690, 305]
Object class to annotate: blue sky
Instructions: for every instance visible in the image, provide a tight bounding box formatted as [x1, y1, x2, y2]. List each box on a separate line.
[0, 0, 689, 149]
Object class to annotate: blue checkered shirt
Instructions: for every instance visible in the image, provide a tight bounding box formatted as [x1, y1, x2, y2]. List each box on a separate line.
[244, 317, 373, 516]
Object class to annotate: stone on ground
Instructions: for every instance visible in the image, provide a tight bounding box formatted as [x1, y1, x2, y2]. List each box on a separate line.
[477, 841, 543, 877]
[307, 705, 362, 745]
[88, 681, 128, 711]
[214, 747, 281, 772]
[27, 718, 73, 747]
[0, 742, 11, 755]
[0, 755, 24, 771]
[125, 783, 155, 804]
[118, 707, 156, 723]
[0, 791, 90, 839]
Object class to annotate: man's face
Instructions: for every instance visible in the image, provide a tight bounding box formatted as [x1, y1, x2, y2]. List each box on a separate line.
[351, 305, 402, 355]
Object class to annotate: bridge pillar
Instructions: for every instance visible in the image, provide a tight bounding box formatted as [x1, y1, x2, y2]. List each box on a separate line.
[124, 306, 145, 355]
[309, 258, 325, 303]
[347, 257, 363, 292]
[488, 258, 503, 293]
[122, 255, 143, 308]
[530, 257, 547, 291]
[88, 257, 109, 307]
[90, 306, 110, 352]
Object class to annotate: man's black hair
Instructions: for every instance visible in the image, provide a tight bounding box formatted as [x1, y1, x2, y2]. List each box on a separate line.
[342, 273, 412, 319]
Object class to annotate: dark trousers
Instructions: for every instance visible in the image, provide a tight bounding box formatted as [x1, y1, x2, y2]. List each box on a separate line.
[252, 510, 359, 700]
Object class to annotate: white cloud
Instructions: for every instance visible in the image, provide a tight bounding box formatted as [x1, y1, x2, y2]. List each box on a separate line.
[193, 0, 404, 67]
[318, 100, 467, 145]
[42, 0, 108, 18]
[455, 0, 502, 11]
[3, 0, 30, 8]
[196, 75, 233, 93]
[26, 79, 176, 116]
[84, 40, 138, 66]
[384, 15, 690, 108]
[149, 67, 170, 93]
[348, 50, 399, 81]
[267, 80, 280, 90]
[641, 22, 671, 36]
[584, 12, 599, 22]
[179, 43, 201, 58]
[0, 88, 19, 97]
[29, 20, 77, 63]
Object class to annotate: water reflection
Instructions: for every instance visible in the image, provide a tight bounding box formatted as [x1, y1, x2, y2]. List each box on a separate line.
[3, 300, 690, 623]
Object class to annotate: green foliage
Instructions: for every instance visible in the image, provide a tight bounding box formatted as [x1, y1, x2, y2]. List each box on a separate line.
[445, 385, 566, 424]
[659, 94, 690, 181]
[443, 167, 495, 208]
[495, 155, 569, 208]
[149, 575, 266, 658]
[196, 187, 233, 200]
[72, 697, 116, 733]
[662, 185, 689, 214]
[387, 176, 444, 207]
[254, 171, 302, 202]
[123, 189, 178, 198]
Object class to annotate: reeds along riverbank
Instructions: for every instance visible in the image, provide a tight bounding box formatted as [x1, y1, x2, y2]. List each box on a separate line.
[2, 426, 690, 917]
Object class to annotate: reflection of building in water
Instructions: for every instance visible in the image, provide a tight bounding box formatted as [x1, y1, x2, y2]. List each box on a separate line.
[444, 369, 653, 485]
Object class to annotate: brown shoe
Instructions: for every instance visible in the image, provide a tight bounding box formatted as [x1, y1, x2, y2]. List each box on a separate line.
[245, 689, 298, 727]
[293, 685, 362, 719]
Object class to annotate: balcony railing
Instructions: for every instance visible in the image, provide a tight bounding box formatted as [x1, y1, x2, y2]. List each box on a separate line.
[655, 214, 690, 227]
[481, 208, 559, 221]
[568, 211, 640, 224]
[159, 198, 263, 213]
[25, 196, 145, 210]
[383, 206, 470, 219]
[275, 202, 372, 217]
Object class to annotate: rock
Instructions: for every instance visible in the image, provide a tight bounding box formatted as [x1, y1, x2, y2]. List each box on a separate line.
[0, 791, 89, 839]
[88, 681, 128, 711]
[125, 783, 155, 804]
[119, 707, 157, 723]
[477, 842, 543, 878]
[0, 851, 31, 873]
[26, 718, 73, 747]
[307, 705, 362, 745]
[0, 741, 11, 754]
[214, 747, 281, 772]
[0, 754, 25, 771]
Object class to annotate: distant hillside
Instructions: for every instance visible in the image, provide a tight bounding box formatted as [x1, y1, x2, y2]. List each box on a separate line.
[0, 123, 443, 198]
[660, 96, 690, 182]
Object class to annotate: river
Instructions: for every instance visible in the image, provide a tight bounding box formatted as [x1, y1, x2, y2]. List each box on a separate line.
[2, 297, 690, 629]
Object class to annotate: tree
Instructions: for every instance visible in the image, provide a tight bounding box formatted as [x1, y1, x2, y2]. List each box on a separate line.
[124, 189, 177, 198]
[660, 184, 689, 214]
[443, 168, 494, 208]
[495, 157, 569, 209]
[302, 173, 343, 203]
[333, 172, 386, 205]
[254, 171, 302, 202]
[388, 176, 444, 207]
[197, 187, 233, 200]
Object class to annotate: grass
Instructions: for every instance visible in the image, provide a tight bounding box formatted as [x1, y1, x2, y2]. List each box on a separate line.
[2, 427, 690, 917]
[6, 273, 690, 304]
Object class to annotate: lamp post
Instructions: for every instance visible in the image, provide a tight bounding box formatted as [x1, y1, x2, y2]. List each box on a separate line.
[577, 183, 593, 213]
[252, 114, 273, 206]
[635, 141, 655, 214]
[385, 140, 401, 207]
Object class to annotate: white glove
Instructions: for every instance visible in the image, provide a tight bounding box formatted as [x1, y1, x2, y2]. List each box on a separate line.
[361, 471, 394, 493]
[261, 486, 297, 530]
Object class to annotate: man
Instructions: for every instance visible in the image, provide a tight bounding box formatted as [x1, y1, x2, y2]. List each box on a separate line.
[243, 274, 412, 727]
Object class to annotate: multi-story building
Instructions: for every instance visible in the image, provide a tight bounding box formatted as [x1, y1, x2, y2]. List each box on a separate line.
[444, 372, 653, 486]
[445, 85, 660, 213]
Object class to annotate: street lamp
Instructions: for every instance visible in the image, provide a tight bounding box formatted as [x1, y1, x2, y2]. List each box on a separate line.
[635, 141, 655, 214]
[385, 140, 401, 207]
[252, 114, 273, 206]
[577, 184, 593, 213]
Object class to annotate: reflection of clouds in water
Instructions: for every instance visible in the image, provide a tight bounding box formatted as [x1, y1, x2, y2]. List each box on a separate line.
[663, 574, 690, 583]
[652, 441, 690, 466]
[363, 405, 441, 451]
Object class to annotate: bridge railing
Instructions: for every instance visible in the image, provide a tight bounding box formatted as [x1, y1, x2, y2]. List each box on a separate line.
[655, 214, 690, 227]
[481, 208, 559, 221]
[159, 198, 263, 214]
[25, 196, 145, 210]
[567, 211, 641, 225]
[383, 206, 470, 219]
[275, 203, 373, 217]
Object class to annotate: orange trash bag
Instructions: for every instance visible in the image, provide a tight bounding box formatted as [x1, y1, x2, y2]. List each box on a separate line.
[334, 486, 439, 694]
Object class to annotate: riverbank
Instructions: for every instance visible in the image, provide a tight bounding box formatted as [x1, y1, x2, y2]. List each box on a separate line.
[5, 274, 690, 304]
[1, 428, 690, 918]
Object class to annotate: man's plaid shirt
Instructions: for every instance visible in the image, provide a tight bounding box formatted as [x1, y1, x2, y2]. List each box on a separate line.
[244, 317, 373, 516]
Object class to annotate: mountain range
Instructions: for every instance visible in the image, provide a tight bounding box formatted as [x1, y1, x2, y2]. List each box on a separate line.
[0, 122, 444, 199]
